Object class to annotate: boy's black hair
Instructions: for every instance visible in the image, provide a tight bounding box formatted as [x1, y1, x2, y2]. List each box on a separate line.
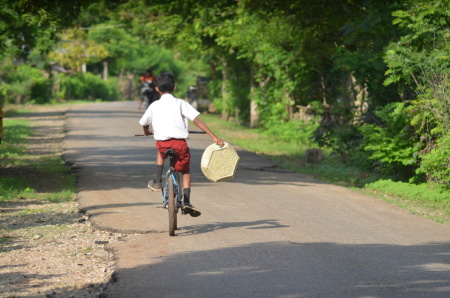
[156, 71, 175, 93]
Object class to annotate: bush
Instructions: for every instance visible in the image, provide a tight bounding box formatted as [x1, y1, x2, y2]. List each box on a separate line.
[359, 102, 418, 180]
[30, 76, 51, 104]
[417, 134, 450, 188]
[0, 63, 51, 105]
[60, 72, 120, 101]
[312, 102, 361, 162]
[359, 99, 450, 189]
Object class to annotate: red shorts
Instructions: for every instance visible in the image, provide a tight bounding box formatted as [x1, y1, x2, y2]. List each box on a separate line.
[156, 139, 190, 173]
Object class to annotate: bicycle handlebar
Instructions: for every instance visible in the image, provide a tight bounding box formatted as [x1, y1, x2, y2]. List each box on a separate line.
[134, 131, 206, 137]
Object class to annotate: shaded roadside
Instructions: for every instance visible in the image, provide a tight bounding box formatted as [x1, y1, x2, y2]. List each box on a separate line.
[0, 106, 119, 297]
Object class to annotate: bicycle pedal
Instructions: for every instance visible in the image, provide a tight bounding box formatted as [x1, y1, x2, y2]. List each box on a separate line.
[161, 203, 168, 209]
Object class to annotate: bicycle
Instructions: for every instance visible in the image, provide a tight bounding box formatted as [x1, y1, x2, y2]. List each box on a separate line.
[163, 148, 183, 236]
[135, 131, 205, 236]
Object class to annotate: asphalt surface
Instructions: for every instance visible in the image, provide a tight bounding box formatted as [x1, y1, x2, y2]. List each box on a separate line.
[63, 101, 450, 298]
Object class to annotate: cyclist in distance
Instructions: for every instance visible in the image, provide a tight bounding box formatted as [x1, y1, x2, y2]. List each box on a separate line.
[138, 68, 156, 110]
[139, 71, 224, 217]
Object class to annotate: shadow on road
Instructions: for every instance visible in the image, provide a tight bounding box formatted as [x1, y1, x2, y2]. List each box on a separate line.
[177, 219, 290, 235]
[64, 103, 323, 194]
[98, 240, 450, 297]
[65, 144, 320, 193]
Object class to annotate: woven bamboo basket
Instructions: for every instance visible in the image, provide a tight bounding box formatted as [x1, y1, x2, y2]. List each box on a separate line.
[201, 142, 239, 182]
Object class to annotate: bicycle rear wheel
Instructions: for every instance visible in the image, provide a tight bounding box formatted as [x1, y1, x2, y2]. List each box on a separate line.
[167, 175, 177, 236]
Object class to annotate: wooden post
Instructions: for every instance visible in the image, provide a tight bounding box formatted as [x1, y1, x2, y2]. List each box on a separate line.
[103, 61, 108, 81]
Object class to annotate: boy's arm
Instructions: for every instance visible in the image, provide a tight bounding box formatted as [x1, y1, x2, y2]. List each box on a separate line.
[142, 125, 152, 136]
[192, 116, 224, 146]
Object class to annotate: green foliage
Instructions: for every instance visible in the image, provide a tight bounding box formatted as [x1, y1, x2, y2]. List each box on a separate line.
[59, 73, 120, 101]
[88, 23, 142, 75]
[311, 102, 362, 162]
[30, 74, 51, 104]
[383, 0, 450, 187]
[417, 134, 450, 187]
[0, 0, 82, 55]
[359, 102, 418, 180]
[48, 28, 109, 72]
[261, 120, 318, 147]
[384, 0, 450, 86]
[410, 88, 450, 188]
[336, 6, 403, 107]
[1, 0, 449, 195]
[360, 102, 416, 164]
[0, 62, 51, 105]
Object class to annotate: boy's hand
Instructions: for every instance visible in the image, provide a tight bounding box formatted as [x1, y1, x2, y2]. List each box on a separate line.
[214, 137, 225, 147]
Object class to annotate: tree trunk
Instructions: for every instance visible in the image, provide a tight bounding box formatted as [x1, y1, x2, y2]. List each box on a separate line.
[286, 91, 294, 121]
[221, 59, 229, 121]
[350, 73, 368, 120]
[321, 74, 327, 105]
[250, 67, 259, 128]
[0, 104, 3, 144]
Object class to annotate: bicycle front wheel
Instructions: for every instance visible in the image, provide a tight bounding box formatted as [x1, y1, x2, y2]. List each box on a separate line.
[167, 175, 177, 236]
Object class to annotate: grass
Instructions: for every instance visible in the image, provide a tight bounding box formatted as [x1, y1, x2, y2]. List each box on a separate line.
[0, 107, 76, 203]
[0, 119, 30, 162]
[362, 180, 450, 223]
[201, 114, 375, 185]
[0, 236, 12, 244]
[201, 114, 314, 156]
[201, 113, 450, 224]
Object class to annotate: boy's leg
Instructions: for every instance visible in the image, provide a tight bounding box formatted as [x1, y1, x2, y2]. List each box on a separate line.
[181, 169, 201, 217]
[182, 170, 191, 203]
[148, 152, 164, 191]
[156, 150, 164, 166]
[182, 171, 191, 189]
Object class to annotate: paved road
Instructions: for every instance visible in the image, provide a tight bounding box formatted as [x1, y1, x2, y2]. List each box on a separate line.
[64, 101, 450, 298]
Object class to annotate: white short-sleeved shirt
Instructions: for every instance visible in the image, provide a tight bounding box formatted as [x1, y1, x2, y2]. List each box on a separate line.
[139, 94, 200, 141]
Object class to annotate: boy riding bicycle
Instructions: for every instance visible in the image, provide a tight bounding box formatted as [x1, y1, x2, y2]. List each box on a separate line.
[139, 71, 224, 217]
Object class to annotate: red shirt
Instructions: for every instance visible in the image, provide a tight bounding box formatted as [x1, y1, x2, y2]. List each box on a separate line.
[140, 75, 154, 84]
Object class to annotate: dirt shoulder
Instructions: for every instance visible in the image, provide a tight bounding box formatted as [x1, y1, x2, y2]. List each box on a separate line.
[0, 106, 125, 297]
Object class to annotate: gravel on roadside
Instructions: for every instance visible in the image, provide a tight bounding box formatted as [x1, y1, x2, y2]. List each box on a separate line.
[0, 106, 123, 297]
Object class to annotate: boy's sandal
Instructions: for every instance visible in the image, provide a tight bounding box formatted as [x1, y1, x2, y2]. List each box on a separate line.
[182, 205, 201, 217]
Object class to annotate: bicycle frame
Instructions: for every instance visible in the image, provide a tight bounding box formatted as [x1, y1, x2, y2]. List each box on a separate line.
[162, 150, 184, 236]
[162, 169, 183, 209]
[161, 149, 184, 208]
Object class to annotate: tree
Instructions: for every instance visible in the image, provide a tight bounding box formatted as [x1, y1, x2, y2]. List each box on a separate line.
[48, 28, 108, 72]
[0, 0, 84, 56]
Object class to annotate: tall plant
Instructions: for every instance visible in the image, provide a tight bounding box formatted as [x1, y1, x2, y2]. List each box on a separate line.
[383, 0, 450, 187]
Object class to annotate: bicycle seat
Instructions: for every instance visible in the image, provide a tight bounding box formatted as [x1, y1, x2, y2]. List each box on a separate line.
[163, 149, 177, 158]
